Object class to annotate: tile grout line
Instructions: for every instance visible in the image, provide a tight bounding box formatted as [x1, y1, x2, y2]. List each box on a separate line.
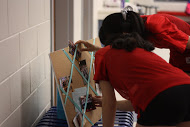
[0, 48, 50, 86]
[0, 20, 50, 44]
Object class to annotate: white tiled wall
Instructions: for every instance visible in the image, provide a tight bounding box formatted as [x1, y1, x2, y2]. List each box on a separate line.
[0, 107, 21, 127]
[0, 79, 11, 125]
[0, 0, 51, 126]
[37, 21, 51, 55]
[37, 78, 51, 114]
[0, 35, 20, 83]
[30, 54, 46, 93]
[8, 0, 29, 35]
[20, 27, 38, 66]
[0, 0, 8, 40]
[29, 0, 45, 26]
[10, 64, 31, 112]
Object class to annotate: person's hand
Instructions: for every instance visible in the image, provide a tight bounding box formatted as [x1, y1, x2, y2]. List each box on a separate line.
[92, 96, 102, 107]
[75, 40, 101, 52]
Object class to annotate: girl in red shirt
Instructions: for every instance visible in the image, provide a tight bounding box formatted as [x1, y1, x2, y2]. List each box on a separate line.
[95, 25, 190, 127]
[77, 7, 190, 75]
[141, 14, 190, 74]
[76, 8, 190, 127]
[94, 32, 190, 127]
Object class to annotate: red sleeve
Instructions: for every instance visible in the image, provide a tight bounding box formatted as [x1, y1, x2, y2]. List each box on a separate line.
[93, 53, 109, 82]
[146, 15, 189, 53]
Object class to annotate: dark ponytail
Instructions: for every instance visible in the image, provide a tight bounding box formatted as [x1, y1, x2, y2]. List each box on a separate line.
[109, 32, 154, 52]
[122, 11, 145, 37]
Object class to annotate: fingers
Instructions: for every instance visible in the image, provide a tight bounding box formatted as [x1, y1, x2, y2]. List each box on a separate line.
[95, 96, 102, 98]
[75, 40, 98, 52]
[80, 48, 91, 51]
[92, 96, 101, 101]
[93, 96, 102, 107]
[75, 40, 88, 45]
[94, 100, 102, 107]
[75, 40, 91, 52]
[94, 103, 102, 107]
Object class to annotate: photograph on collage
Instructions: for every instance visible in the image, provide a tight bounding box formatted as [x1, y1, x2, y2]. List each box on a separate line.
[79, 60, 89, 85]
[59, 76, 73, 92]
[80, 94, 96, 112]
[73, 112, 86, 127]
[68, 40, 81, 61]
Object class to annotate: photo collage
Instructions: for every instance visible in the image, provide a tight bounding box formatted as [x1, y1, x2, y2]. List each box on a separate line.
[67, 41, 102, 127]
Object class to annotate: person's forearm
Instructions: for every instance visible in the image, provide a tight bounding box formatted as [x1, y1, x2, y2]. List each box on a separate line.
[100, 81, 116, 127]
[94, 45, 101, 51]
[102, 98, 116, 127]
[116, 100, 134, 111]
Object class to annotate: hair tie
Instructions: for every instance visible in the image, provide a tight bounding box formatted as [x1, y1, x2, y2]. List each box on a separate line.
[121, 6, 133, 21]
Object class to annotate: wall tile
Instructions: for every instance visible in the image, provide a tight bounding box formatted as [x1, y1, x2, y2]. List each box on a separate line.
[0, 0, 8, 40]
[30, 54, 45, 92]
[0, 35, 20, 83]
[0, 79, 11, 124]
[31, 109, 46, 127]
[0, 0, 51, 126]
[44, 0, 50, 20]
[37, 78, 51, 114]
[38, 21, 50, 55]
[0, 108, 21, 127]
[20, 27, 38, 66]
[29, 0, 45, 26]
[8, 0, 28, 35]
[10, 64, 31, 111]
[20, 91, 38, 127]
[31, 103, 51, 127]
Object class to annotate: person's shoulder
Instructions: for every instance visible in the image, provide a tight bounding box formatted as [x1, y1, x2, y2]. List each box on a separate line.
[145, 14, 170, 32]
[146, 14, 168, 23]
[95, 45, 112, 56]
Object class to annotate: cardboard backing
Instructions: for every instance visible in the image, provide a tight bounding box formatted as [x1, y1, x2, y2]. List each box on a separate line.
[49, 38, 102, 127]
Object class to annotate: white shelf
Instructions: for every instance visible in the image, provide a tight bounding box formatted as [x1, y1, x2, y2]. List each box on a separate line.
[98, 3, 138, 20]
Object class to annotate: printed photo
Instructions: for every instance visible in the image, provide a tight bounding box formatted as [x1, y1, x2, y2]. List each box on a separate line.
[68, 40, 81, 61]
[59, 76, 73, 92]
[73, 112, 86, 127]
[80, 94, 96, 112]
[79, 60, 89, 85]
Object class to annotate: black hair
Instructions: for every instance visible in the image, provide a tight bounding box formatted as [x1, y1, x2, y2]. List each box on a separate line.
[110, 32, 154, 52]
[99, 11, 154, 52]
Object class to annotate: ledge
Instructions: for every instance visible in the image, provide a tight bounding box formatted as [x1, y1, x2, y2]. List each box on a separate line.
[157, 11, 189, 16]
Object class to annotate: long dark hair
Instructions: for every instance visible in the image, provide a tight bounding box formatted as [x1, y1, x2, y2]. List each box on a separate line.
[99, 11, 154, 52]
[110, 32, 154, 52]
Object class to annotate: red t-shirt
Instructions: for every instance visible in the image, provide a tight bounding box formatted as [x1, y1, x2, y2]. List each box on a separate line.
[141, 14, 190, 71]
[94, 46, 190, 116]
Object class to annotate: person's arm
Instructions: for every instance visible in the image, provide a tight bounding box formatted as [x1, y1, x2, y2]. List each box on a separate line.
[75, 40, 101, 52]
[93, 96, 134, 111]
[99, 80, 116, 127]
[147, 15, 190, 53]
[117, 100, 134, 111]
